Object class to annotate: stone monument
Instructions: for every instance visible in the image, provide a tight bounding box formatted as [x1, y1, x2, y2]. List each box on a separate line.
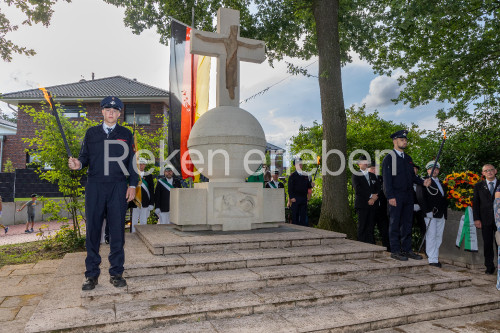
[169, 8, 285, 231]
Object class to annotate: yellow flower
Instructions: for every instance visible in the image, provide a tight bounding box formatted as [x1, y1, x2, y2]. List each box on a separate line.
[456, 202, 463, 209]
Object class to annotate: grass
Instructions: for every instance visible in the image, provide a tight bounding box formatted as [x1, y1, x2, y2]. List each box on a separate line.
[0, 239, 85, 269]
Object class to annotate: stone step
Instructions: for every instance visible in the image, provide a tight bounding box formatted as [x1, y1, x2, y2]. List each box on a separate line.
[123, 238, 386, 278]
[135, 223, 347, 255]
[81, 257, 430, 303]
[25, 270, 471, 333]
[125, 286, 500, 333]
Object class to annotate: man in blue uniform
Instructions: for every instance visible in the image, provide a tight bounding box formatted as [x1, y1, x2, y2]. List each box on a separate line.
[382, 130, 431, 261]
[69, 96, 138, 290]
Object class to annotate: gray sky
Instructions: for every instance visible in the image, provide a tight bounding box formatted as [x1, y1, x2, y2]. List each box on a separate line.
[0, 0, 445, 151]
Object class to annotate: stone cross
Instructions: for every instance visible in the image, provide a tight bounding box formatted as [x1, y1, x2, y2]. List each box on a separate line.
[190, 8, 266, 107]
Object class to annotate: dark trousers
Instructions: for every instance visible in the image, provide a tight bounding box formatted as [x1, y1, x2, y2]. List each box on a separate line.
[413, 210, 427, 249]
[291, 197, 308, 227]
[85, 181, 128, 278]
[481, 223, 498, 270]
[388, 192, 414, 254]
[356, 208, 375, 244]
[374, 208, 390, 251]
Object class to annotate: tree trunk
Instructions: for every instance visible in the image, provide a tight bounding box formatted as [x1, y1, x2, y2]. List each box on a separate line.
[313, 0, 356, 238]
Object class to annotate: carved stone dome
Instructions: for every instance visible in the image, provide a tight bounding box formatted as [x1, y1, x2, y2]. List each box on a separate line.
[188, 106, 266, 182]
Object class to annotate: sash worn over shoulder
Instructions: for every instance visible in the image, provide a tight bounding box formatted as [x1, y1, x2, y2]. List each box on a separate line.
[159, 178, 174, 191]
[140, 178, 150, 199]
[269, 181, 277, 188]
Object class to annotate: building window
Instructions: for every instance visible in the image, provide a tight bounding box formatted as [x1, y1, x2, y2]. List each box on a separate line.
[61, 104, 86, 118]
[125, 104, 151, 125]
[26, 151, 52, 169]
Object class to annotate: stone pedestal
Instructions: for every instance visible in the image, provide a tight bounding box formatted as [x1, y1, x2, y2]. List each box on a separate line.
[439, 210, 494, 269]
[170, 183, 285, 231]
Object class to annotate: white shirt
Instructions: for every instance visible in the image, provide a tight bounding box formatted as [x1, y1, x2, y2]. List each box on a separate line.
[432, 177, 444, 196]
[103, 123, 116, 133]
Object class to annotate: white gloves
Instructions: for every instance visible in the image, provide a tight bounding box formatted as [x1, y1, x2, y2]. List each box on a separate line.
[426, 212, 433, 218]
[155, 208, 161, 216]
[148, 205, 154, 211]
[496, 231, 500, 245]
[414, 204, 420, 212]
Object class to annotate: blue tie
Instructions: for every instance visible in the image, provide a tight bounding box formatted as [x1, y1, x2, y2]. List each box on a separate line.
[106, 127, 112, 137]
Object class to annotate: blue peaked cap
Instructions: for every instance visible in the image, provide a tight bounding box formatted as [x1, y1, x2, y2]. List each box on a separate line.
[100, 96, 123, 111]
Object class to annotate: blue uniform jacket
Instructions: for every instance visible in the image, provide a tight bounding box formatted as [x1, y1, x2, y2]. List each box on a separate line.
[382, 150, 423, 200]
[78, 124, 139, 186]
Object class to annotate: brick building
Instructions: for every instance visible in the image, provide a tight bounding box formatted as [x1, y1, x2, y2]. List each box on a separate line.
[1, 76, 169, 170]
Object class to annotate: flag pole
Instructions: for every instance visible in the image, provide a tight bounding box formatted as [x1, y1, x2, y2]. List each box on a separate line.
[39, 88, 72, 158]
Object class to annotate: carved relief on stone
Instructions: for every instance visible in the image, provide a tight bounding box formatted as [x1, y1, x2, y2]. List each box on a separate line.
[214, 189, 257, 218]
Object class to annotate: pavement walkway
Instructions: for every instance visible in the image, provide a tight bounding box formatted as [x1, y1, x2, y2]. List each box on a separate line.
[0, 221, 69, 246]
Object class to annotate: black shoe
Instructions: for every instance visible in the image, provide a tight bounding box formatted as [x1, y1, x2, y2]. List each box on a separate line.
[82, 277, 98, 291]
[429, 262, 442, 268]
[485, 267, 496, 275]
[110, 275, 127, 288]
[391, 252, 408, 261]
[403, 251, 423, 260]
[104, 235, 109, 244]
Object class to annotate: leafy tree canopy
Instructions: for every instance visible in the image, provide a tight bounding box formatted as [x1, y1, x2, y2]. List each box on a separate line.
[360, 0, 500, 116]
[0, 0, 71, 62]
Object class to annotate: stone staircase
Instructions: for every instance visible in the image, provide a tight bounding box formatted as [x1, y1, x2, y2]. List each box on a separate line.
[24, 224, 500, 333]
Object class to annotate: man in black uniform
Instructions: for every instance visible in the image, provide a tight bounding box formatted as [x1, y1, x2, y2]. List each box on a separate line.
[416, 161, 448, 268]
[154, 166, 182, 224]
[69, 96, 138, 291]
[288, 158, 312, 227]
[382, 130, 431, 261]
[129, 158, 155, 232]
[473, 164, 500, 274]
[412, 164, 427, 249]
[265, 170, 285, 189]
[352, 158, 380, 244]
[368, 162, 390, 251]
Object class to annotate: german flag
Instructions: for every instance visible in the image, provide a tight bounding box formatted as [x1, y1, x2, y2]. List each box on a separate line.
[168, 19, 211, 180]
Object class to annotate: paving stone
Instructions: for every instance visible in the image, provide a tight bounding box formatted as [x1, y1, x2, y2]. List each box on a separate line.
[191, 268, 260, 285]
[0, 294, 41, 308]
[139, 321, 218, 333]
[33, 259, 62, 270]
[209, 313, 298, 333]
[25, 304, 115, 333]
[0, 307, 19, 322]
[15, 304, 37, 321]
[248, 264, 314, 279]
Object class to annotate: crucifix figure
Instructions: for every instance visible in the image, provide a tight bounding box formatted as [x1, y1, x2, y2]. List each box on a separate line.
[190, 8, 266, 107]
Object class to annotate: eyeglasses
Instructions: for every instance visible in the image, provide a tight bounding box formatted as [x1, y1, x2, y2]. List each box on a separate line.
[483, 169, 496, 173]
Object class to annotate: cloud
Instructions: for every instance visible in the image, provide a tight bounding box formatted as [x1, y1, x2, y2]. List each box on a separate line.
[361, 75, 401, 109]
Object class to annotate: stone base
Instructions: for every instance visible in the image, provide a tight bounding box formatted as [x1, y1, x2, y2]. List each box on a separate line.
[170, 182, 285, 231]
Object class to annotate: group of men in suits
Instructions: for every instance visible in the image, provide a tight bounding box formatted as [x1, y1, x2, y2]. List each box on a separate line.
[353, 130, 450, 267]
[130, 162, 182, 231]
[353, 129, 499, 274]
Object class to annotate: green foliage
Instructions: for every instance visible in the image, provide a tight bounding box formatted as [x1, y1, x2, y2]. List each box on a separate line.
[0, 0, 71, 62]
[39, 224, 86, 253]
[121, 113, 169, 176]
[435, 105, 500, 175]
[22, 103, 97, 238]
[360, 0, 500, 115]
[3, 158, 15, 172]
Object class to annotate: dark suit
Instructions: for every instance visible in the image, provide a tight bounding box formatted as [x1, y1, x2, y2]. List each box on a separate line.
[288, 171, 312, 226]
[352, 171, 380, 244]
[154, 177, 182, 212]
[473, 179, 500, 270]
[265, 180, 285, 189]
[373, 175, 390, 250]
[382, 150, 424, 254]
[129, 174, 155, 209]
[413, 180, 427, 245]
